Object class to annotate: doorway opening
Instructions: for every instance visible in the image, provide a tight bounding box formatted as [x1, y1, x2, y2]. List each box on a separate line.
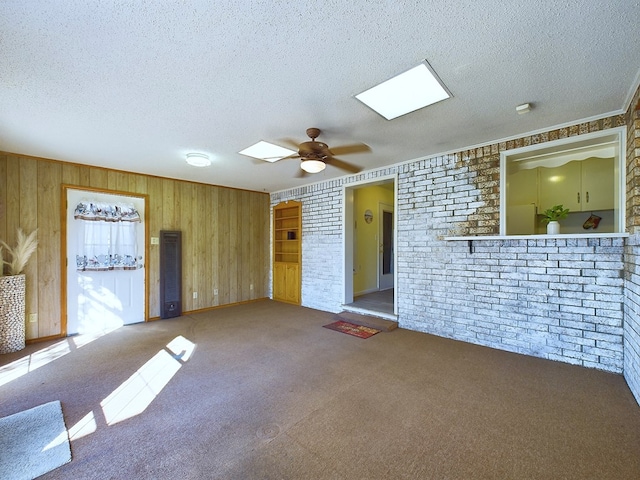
[62, 186, 148, 336]
[343, 176, 396, 319]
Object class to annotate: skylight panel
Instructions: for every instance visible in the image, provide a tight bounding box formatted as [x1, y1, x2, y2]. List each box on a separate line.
[239, 141, 297, 162]
[356, 61, 451, 120]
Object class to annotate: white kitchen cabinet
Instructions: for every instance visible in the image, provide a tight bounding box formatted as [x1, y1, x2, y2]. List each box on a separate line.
[538, 161, 581, 211]
[538, 158, 614, 212]
[501, 128, 624, 235]
[581, 157, 614, 211]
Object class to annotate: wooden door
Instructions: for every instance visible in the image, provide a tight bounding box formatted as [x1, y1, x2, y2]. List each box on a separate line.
[273, 263, 287, 302]
[285, 264, 300, 304]
[378, 204, 394, 290]
[66, 189, 146, 335]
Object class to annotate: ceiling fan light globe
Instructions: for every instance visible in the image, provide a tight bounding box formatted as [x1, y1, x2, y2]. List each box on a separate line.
[300, 159, 326, 173]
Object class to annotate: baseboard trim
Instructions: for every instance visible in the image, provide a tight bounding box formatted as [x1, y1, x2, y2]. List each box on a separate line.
[148, 297, 270, 321]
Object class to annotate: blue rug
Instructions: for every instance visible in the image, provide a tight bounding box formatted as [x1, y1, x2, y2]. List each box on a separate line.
[0, 401, 71, 480]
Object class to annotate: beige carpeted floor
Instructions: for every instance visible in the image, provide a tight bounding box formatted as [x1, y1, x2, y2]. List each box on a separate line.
[1, 300, 639, 479]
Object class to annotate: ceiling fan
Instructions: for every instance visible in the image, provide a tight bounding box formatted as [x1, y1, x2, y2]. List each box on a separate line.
[279, 127, 370, 176]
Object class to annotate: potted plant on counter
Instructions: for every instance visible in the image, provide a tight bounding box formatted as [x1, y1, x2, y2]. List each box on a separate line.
[541, 205, 569, 235]
[0, 229, 38, 353]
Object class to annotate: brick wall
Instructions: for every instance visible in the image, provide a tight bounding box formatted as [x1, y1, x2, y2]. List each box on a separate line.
[625, 91, 640, 234]
[270, 95, 639, 390]
[272, 181, 345, 313]
[395, 150, 625, 373]
[624, 90, 640, 404]
[625, 234, 640, 403]
[399, 236, 624, 372]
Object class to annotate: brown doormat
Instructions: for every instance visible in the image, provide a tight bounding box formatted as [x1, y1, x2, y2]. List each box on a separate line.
[323, 320, 381, 339]
[334, 311, 397, 331]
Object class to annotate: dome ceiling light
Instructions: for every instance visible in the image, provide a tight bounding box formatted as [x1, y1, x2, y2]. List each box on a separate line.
[185, 153, 211, 167]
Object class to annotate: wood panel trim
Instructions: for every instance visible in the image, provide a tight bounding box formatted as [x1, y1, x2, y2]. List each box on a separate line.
[4, 154, 269, 341]
[147, 297, 269, 321]
[26, 333, 65, 345]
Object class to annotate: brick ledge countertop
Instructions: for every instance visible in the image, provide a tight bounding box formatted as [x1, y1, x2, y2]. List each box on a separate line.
[446, 232, 630, 241]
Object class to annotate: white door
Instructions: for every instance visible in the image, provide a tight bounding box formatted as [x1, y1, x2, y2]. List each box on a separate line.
[378, 202, 394, 290]
[66, 189, 145, 335]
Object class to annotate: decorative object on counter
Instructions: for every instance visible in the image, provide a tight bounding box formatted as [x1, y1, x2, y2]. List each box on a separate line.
[541, 204, 570, 235]
[582, 213, 602, 230]
[546, 221, 560, 235]
[0, 229, 38, 353]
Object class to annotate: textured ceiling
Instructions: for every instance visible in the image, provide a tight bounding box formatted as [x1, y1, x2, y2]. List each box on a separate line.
[1, 1, 639, 193]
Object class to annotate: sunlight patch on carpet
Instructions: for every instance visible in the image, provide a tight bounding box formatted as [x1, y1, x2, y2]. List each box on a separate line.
[68, 411, 97, 441]
[0, 327, 119, 388]
[100, 335, 195, 425]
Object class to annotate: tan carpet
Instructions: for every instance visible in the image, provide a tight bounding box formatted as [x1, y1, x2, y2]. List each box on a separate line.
[1, 300, 639, 479]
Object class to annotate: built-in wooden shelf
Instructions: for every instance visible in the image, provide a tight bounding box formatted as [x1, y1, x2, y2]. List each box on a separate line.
[273, 201, 301, 305]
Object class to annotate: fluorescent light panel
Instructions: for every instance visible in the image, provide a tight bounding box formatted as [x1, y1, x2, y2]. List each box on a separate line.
[356, 62, 450, 120]
[239, 141, 297, 162]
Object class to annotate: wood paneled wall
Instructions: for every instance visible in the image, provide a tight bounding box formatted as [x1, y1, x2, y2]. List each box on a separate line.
[0, 153, 270, 341]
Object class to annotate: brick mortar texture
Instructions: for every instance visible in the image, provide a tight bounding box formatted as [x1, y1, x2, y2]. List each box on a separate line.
[270, 89, 640, 385]
[624, 87, 640, 404]
[399, 236, 624, 373]
[272, 181, 346, 313]
[625, 235, 640, 404]
[626, 104, 640, 234]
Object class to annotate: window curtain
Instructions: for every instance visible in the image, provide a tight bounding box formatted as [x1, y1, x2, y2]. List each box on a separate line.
[74, 201, 142, 271]
[74, 201, 141, 222]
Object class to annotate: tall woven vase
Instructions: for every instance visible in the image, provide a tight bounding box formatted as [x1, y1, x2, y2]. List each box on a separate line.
[0, 274, 26, 354]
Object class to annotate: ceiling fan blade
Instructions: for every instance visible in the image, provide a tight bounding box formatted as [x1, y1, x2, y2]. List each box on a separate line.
[279, 138, 302, 150]
[328, 143, 371, 156]
[326, 157, 362, 173]
[253, 153, 301, 164]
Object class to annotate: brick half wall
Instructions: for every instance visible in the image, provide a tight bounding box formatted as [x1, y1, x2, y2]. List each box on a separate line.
[399, 237, 625, 373]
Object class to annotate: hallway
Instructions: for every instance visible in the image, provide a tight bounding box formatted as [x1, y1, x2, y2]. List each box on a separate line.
[347, 288, 394, 316]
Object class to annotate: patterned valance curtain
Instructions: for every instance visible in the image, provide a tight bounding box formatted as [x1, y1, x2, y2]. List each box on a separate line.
[74, 201, 141, 222]
[74, 201, 142, 271]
